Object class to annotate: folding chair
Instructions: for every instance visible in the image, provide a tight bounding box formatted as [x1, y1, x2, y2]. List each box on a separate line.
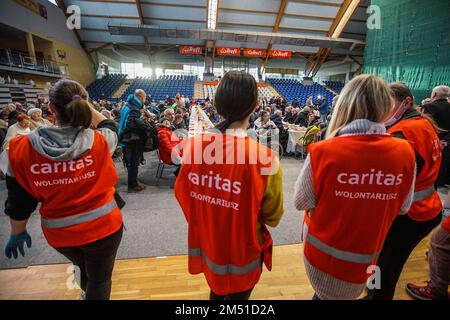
[297, 126, 321, 160]
[155, 149, 178, 186]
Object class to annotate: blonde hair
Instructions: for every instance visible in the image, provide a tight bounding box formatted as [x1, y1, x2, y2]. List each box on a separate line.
[326, 74, 393, 138]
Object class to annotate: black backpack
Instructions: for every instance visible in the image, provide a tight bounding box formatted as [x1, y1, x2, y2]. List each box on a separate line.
[137, 119, 159, 152]
[119, 108, 159, 152]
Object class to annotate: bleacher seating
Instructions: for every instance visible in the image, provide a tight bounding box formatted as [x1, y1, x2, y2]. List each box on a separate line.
[121, 75, 196, 102]
[267, 78, 335, 106]
[86, 74, 127, 100]
[0, 83, 47, 107]
[203, 83, 274, 102]
[0, 49, 63, 75]
[0, 49, 9, 66]
[323, 80, 345, 93]
[203, 84, 216, 100]
[258, 86, 274, 101]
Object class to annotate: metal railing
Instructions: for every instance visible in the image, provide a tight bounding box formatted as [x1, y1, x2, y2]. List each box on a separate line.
[0, 49, 69, 77]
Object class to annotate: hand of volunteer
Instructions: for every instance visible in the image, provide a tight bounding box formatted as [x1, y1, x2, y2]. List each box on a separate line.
[5, 230, 32, 259]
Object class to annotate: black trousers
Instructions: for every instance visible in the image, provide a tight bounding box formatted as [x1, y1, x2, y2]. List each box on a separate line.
[123, 146, 140, 188]
[437, 145, 450, 187]
[210, 288, 254, 300]
[366, 213, 442, 300]
[55, 225, 123, 300]
[209, 254, 263, 300]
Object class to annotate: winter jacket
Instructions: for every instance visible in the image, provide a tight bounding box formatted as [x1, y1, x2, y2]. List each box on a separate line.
[157, 126, 181, 165]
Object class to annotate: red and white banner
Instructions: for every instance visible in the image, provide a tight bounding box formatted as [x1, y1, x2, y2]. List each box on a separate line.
[269, 50, 292, 59]
[216, 47, 241, 56]
[243, 48, 266, 58]
[179, 46, 203, 55]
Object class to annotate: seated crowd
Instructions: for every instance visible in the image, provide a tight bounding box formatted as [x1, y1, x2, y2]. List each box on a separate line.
[1, 73, 449, 302]
[1, 83, 449, 190]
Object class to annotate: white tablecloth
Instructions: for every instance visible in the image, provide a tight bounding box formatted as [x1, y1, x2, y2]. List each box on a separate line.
[188, 105, 214, 137]
[286, 129, 307, 153]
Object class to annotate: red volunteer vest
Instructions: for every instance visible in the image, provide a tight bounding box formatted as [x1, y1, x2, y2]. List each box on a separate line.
[175, 133, 274, 295]
[306, 134, 415, 284]
[8, 131, 122, 248]
[442, 216, 450, 233]
[387, 116, 443, 221]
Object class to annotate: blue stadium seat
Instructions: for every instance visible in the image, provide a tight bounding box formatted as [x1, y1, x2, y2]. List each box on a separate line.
[323, 80, 345, 93]
[120, 75, 196, 102]
[86, 74, 127, 100]
[267, 78, 336, 106]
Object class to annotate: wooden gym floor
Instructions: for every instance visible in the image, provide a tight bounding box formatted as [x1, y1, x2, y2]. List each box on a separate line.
[0, 238, 431, 300]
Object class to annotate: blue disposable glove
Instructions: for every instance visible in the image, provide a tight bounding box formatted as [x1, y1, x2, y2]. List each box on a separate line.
[5, 231, 32, 259]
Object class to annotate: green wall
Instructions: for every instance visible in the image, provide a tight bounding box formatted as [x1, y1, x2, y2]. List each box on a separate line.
[363, 0, 450, 103]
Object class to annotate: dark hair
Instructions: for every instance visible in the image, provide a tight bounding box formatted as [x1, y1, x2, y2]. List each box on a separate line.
[0, 109, 8, 120]
[176, 107, 186, 114]
[214, 71, 258, 132]
[389, 82, 413, 103]
[49, 79, 92, 128]
[389, 82, 442, 133]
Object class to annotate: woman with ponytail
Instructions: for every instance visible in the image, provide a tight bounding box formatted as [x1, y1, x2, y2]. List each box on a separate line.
[3, 79, 123, 300]
[174, 71, 284, 300]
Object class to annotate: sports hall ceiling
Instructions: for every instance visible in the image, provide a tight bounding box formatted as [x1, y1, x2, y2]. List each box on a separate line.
[57, 0, 370, 65]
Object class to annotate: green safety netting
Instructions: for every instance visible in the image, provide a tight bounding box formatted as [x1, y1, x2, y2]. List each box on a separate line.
[363, 0, 450, 103]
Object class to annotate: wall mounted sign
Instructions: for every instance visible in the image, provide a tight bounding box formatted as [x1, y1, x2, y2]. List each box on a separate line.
[179, 46, 203, 55]
[216, 47, 241, 56]
[243, 48, 267, 58]
[269, 50, 292, 59]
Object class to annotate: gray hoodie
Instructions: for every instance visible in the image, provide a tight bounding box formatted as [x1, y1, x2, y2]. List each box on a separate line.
[3, 125, 117, 176]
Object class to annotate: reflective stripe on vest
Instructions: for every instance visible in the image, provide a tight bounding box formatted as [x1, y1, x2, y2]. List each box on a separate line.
[413, 186, 435, 202]
[41, 200, 117, 229]
[188, 248, 261, 275]
[306, 233, 379, 264]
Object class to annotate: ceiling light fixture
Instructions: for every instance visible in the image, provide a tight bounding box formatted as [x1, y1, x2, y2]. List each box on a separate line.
[207, 0, 218, 29]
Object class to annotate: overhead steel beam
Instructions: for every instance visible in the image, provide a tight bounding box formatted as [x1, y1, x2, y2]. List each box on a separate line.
[87, 42, 112, 54]
[288, 0, 341, 7]
[219, 7, 277, 15]
[262, 0, 289, 72]
[306, 0, 360, 77]
[107, 24, 365, 48]
[135, 0, 154, 74]
[140, 1, 206, 9]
